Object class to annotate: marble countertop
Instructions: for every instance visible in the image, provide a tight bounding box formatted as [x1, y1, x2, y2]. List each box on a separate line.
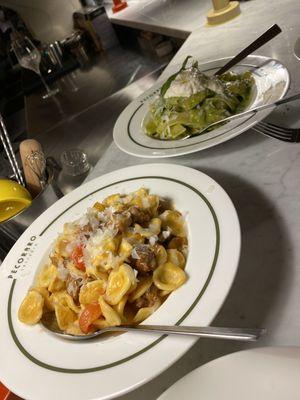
[105, 0, 263, 39]
[86, 0, 300, 398]
[105, 0, 210, 39]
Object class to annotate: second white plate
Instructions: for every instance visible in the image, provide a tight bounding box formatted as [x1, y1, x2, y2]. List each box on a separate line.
[113, 55, 289, 158]
[158, 346, 300, 400]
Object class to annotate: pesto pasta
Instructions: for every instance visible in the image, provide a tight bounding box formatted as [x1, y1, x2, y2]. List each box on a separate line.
[18, 188, 188, 335]
[143, 56, 254, 140]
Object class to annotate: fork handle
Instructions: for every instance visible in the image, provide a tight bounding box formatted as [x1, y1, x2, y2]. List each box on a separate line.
[219, 92, 300, 125]
[215, 24, 282, 76]
[271, 92, 300, 107]
[110, 325, 265, 342]
[192, 92, 300, 138]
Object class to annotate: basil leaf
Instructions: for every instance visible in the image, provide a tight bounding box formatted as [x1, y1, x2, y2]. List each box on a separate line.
[160, 56, 193, 97]
[192, 60, 198, 69]
[181, 55, 193, 69]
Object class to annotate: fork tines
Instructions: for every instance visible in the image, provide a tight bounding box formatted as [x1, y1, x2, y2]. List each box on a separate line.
[255, 121, 300, 143]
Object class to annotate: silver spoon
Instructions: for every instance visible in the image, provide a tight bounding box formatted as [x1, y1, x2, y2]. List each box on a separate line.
[41, 319, 265, 341]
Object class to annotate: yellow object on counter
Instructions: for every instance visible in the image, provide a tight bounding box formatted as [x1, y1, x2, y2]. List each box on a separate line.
[0, 179, 32, 222]
[206, 0, 240, 26]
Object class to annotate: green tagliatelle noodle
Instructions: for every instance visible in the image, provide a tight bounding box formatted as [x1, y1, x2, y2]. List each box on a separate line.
[142, 57, 254, 140]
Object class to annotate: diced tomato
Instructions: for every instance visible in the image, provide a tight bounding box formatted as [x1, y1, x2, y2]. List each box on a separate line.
[0, 382, 10, 400]
[79, 304, 102, 334]
[71, 244, 86, 271]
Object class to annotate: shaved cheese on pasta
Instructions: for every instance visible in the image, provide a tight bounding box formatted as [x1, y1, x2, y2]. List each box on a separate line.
[18, 187, 188, 335]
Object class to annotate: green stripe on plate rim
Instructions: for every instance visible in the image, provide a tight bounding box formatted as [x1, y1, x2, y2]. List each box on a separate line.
[8, 176, 220, 373]
[127, 104, 254, 150]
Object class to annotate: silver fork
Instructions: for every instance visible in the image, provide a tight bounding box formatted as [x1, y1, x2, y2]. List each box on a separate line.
[253, 121, 300, 143]
[186, 93, 300, 139]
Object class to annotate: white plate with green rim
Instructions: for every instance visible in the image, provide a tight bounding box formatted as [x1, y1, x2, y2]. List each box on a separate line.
[158, 346, 300, 400]
[113, 55, 289, 158]
[0, 164, 240, 400]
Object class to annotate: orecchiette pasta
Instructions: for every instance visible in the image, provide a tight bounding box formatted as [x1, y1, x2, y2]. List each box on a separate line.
[48, 271, 66, 293]
[51, 291, 81, 314]
[36, 264, 57, 288]
[154, 245, 168, 266]
[160, 210, 186, 237]
[113, 294, 128, 317]
[105, 264, 136, 305]
[133, 299, 161, 324]
[99, 296, 122, 326]
[129, 276, 153, 303]
[55, 303, 77, 331]
[18, 291, 44, 325]
[18, 188, 188, 334]
[79, 280, 106, 305]
[166, 249, 186, 269]
[153, 262, 187, 291]
[34, 286, 53, 311]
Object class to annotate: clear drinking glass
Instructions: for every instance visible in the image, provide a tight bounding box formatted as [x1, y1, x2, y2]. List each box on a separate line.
[12, 36, 59, 99]
[60, 149, 90, 176]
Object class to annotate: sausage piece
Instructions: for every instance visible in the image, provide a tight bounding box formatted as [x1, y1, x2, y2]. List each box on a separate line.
[130, 244, 157, 273]
[108, 211, 132, 233]
[129, 206, 151, 227]
[66, 276, 83, 303]
[135, 285, 159, 309]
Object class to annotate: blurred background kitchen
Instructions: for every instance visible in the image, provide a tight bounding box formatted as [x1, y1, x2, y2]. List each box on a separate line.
[0, 0, 258, 257]
[0, 0, 189, 256]
[0, 0, 182, 147]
